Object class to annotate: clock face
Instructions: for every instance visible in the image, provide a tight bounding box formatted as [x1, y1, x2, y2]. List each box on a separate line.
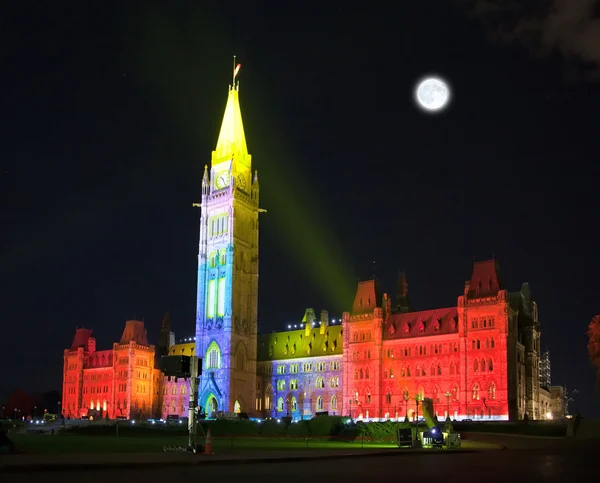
[237, 173, 247, 191]
[215, 171, 230, 190]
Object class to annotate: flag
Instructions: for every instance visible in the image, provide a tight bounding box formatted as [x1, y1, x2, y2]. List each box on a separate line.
[234, 63, 241, 79]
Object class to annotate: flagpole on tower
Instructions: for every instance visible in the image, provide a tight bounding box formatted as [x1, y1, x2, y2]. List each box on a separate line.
[232, 55, 236, 87]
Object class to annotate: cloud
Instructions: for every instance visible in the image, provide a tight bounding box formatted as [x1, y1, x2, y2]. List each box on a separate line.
[463, 0, 600, 76]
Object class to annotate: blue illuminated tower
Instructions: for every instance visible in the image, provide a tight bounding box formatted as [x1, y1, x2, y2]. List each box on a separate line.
[195, 77, 259, 415]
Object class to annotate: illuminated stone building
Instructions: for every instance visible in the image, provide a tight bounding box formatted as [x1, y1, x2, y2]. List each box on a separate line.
[62, 321, 161, 419]
[62, 73, 562, 422]
[341, 262, 548, 421]
[256, 309, 343, 419]
[193, 78, 260, 417]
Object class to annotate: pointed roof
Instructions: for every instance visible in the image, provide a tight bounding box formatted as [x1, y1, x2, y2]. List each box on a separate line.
[468, 260, 502, 298]
[119, 320, 149, 345]
[352, 280, 382, 315]
[212, 85, 251, 169]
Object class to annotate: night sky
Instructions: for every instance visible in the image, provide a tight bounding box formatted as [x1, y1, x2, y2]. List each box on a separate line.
[2, 1, 599, 416]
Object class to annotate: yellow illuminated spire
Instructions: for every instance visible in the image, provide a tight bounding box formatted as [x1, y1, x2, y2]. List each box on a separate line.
[212, 59, 251, 171]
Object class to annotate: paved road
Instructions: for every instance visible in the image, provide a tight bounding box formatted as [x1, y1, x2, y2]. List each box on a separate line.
[6, 445, 598, 483]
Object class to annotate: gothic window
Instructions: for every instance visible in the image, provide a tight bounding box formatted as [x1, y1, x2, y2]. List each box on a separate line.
[366, 392, 371, 403]
[419, 346, 423, 356]
[389, 325, 396, 337]
[367, 350, 371, 359]
[354, 370, 358, 380]
[291, 397, 297, 411]
[181, 385, 187, 395]
[406, 366, 411, 377]
[360, 369, 364, 379]
[477, 339, 481, 349]
[422, 365, 426, 376]
[481, 358, 487, 372]
[416, 365, 421, 377]
[361, 333, 365, 341]
[491, 338, 495, 348]
[474, 359, 479, 372]
[438, 363, 442, 375]
[277, 380, 286, 391]
[219, 249, 226, 266]
[401, 365, 406, 377]
[277, 397, 284, 412]
[386, 392, 392, 404]
[490, 317, 495, 328]
[472, 383, 480, 400]
[172, 386, 176, 395]
[433, 385, 440, 402]
[206, 341, 221, 369]
[331, 395, 337, 410]
[486, 338, 489, 349]
[365, 367, 370, 379]
[424, 345, 427, 355]
[489, 359, 494, 371]
[451, 384, 459, 401]
[290, 379, 298, 390]
[472, 340, 476, 350]
[353, 332, 358, 342]
[430, 363, 435, 376]
[483, 318, 487, 328]
[364, 350, 367, 359]
[209, 251, 217, 268]
[449, 362, 455, 375]
[488, 382, 496, 400]
[317, 396, 324, 411]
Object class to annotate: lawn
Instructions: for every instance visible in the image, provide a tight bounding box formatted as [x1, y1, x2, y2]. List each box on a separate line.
[8, 433, 397, 454]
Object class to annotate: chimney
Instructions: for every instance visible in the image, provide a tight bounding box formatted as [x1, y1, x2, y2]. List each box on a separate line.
[303, 308, 315, 336]
[320, 310, 329, 335]
[87, 337, 96, 353]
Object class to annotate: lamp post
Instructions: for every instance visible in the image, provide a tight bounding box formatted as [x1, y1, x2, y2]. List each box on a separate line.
[415, 395, 421, 423]
[445, 391, 451, 421]
[403, 393, 409, 422]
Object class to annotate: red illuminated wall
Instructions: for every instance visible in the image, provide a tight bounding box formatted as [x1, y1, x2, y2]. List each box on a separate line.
[62, 322, 161, 420]
[342, 262, 510, 421]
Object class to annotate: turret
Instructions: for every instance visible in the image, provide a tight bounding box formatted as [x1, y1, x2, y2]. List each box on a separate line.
[320, 310, 329, 335]
[202, 165, 210, 198]
[251, 170, 259, 202]
[303, 308, 316, 336]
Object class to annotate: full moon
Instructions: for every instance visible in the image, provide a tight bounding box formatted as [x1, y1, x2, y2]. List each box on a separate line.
[414, 77, 451, 113]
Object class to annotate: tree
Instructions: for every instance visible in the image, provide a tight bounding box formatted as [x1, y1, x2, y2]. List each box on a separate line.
[587, 315, 600, 387]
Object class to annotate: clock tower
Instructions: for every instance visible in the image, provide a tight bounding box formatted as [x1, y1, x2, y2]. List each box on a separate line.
[195, 78, 260, 416]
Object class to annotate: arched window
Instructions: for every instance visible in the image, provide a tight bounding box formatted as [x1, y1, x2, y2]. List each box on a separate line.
[488, 382, 496, 400]
[430, 363, 435, 376]
[219, 249, 226, 266]
[209, 251, 217, 268]
[277, 380, 286, 391]
[472, 340, 476, 350]
[385, 392, 392, 404]
[331, 395, 337, 410]
[316, 396, 324, 411]
[422, 365, 427, 376]
[416, 365, 421, 377]
[366, 391, 372, 403]
[472, 383, 480, 400]
[489, 359, 494, 371]
[354, 370, 358, 380]
[474, 359, 479, 372]
[205, 341, 221, 369]
[451, 384, 459, 401]
[401, 365, 406, 377]
[277, 397, 284, 412]
[449, 361, 455, 375]
[291, 397, 297, 411]
[365, 367, 370, 379]
[437, 363, 442, 375]
[359, 369, 364, 379]
[491, 338, 495, 348]
[181, 385, 187, 395]
[481, 358, 487, 372]
[407, 366, 411, 377]
[477, 339, 481, 349]
[433, 385, 440, 402]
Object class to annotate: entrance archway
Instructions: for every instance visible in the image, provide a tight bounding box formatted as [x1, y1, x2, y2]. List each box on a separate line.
[205, 394, 218, 418]
[234, 400, 241, 413]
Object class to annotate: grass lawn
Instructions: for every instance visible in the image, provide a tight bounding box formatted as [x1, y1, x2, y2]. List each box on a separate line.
[8, 434, 398, 454]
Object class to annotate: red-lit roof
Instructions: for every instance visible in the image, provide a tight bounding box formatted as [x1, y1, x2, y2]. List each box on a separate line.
[384, 307, 458, 340]
[468, 260, 502, 298]
[69, 328, 93, 351]
[83, 350, 113, 369]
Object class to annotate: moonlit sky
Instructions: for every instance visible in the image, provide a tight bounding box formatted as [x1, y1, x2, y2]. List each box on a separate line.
[1, 1, 599, 416]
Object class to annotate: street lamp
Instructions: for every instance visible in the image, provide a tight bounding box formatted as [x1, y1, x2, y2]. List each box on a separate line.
[415, 394, 421, 423]
[403, 393, 409, 422]
[445, 391, 451, 421]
